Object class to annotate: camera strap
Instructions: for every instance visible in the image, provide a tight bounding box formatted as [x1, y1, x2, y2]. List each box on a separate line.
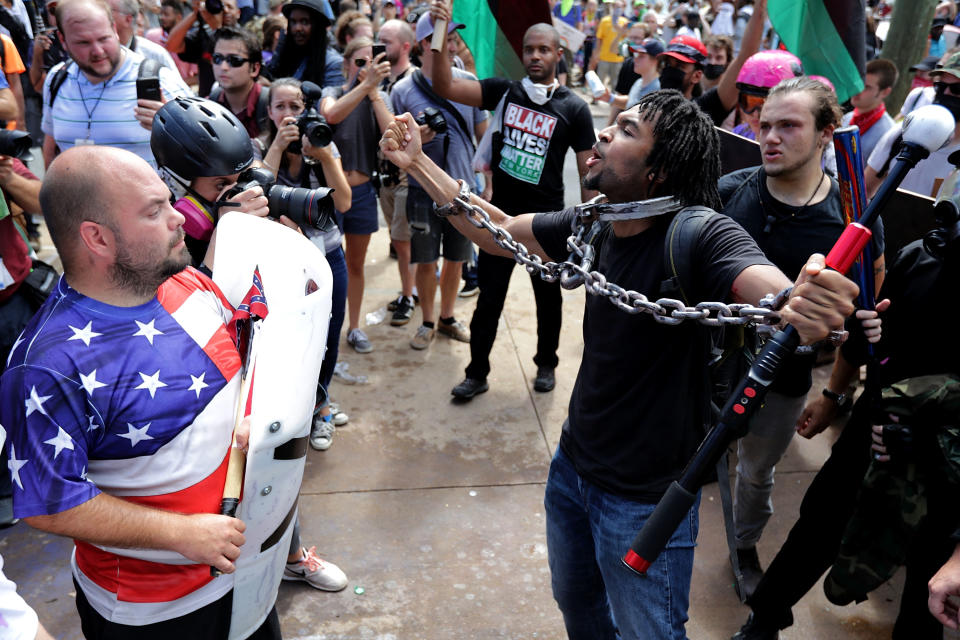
[411, 70, 476, 155]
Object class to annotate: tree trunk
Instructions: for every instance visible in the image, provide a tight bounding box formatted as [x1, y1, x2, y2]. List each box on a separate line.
[882, 0, 939, 114]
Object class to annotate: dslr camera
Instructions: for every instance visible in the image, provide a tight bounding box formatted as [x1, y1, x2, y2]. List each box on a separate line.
[416, 107, 447, 134]
[0, 130, 32, 159]
[288, 81, 333, 154]
[221, 167, 335, 230]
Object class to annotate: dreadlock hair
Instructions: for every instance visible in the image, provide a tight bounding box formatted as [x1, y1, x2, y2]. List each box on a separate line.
[633, 89, 722, 210]
[269, 5, 329, 86]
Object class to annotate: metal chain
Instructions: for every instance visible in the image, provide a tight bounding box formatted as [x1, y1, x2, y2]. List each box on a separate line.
[446, 194, 784, 329]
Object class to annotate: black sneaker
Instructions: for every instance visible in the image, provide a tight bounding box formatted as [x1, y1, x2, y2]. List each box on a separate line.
[735, 547, 764, 601]
[731, 613, 779, 640]
[451, 377, 488, 400]
[458, 282, 479, 297]
[533, 367, 555, 392]
[390, 296, 414, 326]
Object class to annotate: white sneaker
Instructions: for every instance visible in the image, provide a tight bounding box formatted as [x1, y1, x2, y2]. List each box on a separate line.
[283, 546, 348, 591]
[310, 415, 334, 451]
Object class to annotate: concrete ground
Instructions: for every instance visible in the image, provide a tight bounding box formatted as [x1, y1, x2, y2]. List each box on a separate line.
[0, 97, 916, 639]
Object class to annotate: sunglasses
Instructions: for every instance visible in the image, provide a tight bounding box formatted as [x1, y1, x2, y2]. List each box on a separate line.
[934, 81, 960, 96]
[353, 58, 369, 67]
[212, 53, 251, 67]
[738, 91, 766, 115]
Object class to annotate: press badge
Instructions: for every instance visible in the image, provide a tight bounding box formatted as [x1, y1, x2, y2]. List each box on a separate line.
[75, 138, 95, 146]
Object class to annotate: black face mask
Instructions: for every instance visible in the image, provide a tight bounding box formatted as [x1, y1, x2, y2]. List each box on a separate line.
[703, 63, 726, 80]
[934, 92, 960, 122]
[660, 65, 687, 90]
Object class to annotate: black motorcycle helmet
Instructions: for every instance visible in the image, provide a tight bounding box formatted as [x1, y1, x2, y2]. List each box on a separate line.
[151, 96, 254, 183]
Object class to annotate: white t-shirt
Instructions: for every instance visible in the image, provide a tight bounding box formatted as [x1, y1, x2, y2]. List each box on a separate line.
[867, 125, 960, 198]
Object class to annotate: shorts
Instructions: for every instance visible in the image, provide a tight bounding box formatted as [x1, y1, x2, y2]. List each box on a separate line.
[335, 180, 379, 235]
[379, 182, 411, 242]
[407, 186, 472, 264]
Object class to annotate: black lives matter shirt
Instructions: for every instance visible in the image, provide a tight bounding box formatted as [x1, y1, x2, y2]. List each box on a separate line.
[719, 167, 886, 396]
[479, 77, 596, 215]
[532, 208, 771, 501]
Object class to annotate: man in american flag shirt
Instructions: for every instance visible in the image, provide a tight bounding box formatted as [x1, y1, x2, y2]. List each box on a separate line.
[0, 145, 282, 638]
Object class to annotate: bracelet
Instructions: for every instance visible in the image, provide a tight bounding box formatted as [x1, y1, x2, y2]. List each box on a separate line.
[821, 388, 846, 405]
[433, 179, 471, 217]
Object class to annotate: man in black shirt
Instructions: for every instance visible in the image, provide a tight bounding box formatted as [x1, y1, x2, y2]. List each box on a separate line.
[379, 88, 858, 639]
[428, 17, 597, 399]
[166, 0, 241, 96]
[718, 76, 886, 600]
[732, 205, 960, 640]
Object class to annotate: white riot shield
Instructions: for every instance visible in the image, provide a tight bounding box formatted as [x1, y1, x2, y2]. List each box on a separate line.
[212, 213, 332, 640]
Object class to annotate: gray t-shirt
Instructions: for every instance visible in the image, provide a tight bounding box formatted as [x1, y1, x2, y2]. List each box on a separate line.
[626, 76, 660, 109]
[321, 85, 391, 177]
[390, 67, 487, 189]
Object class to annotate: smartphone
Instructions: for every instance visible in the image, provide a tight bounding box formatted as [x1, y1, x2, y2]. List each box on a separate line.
[137, 76, 162, 102]
[372, 43, 386, 60]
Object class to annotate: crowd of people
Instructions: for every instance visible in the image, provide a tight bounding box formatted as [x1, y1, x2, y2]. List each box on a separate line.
[0, 0, 959, 637]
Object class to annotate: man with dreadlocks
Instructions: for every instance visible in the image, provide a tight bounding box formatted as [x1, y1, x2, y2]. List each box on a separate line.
[379, 89, 858, 639]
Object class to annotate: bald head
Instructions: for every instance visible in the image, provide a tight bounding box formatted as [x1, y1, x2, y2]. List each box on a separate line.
[380, 18, 414, 47]
[40, 147, 145, 271]
[523, 23, 560, 50]
[56, 0, 114, 35]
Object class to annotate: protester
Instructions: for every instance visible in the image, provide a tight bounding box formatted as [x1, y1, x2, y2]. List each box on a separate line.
[209, 26, 270, 139]
[730, 49, 803, 141]
[165, 0, 241, 97]
[144, 0, 199, 87]
[259, 77, 353, 449]
[605, 21, 648, 124]
[391, 13, 486, 350]
[29, 0, 70, 93]
[268, 0, 343, 87]
[702, 33, 733, 91]
[320, 35, 392, 353]
[732, 169, 960, 640]
[718, 76, 886, 600]
[427, 12, 597, 398]
[841, 58, 898, 162]
[41, 0, 190, 168]
[601, 36, 662, 111]
[379, 87, 859, 640]
[0, 144, 279, 637]
[589, 0, 628, 90]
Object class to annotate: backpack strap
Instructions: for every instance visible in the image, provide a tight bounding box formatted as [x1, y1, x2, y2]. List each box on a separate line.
[47, 61, 71, 109]
[661, 206, 717, 305]
[254, 85, 271, 137]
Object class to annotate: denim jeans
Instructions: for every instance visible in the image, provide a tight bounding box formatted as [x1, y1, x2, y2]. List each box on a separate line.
[317, 245, 347, 393]
[544, 446, 700, 640]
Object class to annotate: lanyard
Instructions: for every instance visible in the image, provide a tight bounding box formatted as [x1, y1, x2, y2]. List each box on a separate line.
[77, 76, 109, 139]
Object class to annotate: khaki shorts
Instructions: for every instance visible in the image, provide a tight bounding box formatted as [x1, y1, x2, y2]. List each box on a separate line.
[379, 182, 411, 242]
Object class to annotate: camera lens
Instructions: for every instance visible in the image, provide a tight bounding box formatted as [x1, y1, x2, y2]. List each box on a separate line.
[304, 120, 333, 148]
[205, 0, 223, 14]
[266, 184, 335, 228]
[0, 130, 33, 159]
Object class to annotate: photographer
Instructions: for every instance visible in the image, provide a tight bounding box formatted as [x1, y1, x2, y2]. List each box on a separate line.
[165, 0, 241, 96]
[150, 96, 350, 592]
[390, 12, 486, 351]
[320, 35, 392, 354]
[259, 76, 353, 450]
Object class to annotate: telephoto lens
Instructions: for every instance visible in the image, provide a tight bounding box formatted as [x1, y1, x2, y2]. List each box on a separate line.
[0, 130, 33, 159]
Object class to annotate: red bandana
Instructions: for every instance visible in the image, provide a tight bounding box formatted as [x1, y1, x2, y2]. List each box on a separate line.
[850, 103, 886, 136]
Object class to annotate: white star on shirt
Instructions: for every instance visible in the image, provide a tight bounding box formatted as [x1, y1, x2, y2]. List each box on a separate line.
[80, 466, 88, 482]
[134, 370, 167, 398]
[188, 372, 209, 398]
[24, 386, 52, 417]
[43, 426, 75, 459]
[132, 319, 164, 345]
[79, 369, 107, 395]
[67, 321, 102, 347]
[86, 415, 101, 432]
[7, 444, 27, 491]
[117, 422, 154, 447]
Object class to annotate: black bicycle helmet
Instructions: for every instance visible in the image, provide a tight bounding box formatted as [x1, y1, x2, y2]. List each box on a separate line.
[151, 96, 254, 181]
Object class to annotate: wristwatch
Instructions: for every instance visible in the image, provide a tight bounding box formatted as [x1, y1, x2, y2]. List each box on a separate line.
[433, 179, 471, 217]
[821, 388, 846, 405]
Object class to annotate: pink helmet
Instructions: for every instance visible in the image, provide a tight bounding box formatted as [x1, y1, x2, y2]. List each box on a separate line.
[736, 50, 803, 94]
[807, 75, 836, 92]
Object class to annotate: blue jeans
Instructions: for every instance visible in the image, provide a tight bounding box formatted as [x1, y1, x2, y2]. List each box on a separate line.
[544, 446, 700, 640]
[318, 245, 347, 394]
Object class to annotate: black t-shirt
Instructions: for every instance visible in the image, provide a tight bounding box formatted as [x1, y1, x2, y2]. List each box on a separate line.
[480, 77, 596, 215]
[718, 166, 886, 396]
[532, 207, 772, 501]
[695, 87, 728, 126]
[842, 240, 960, 388]
[614, 58, 640, 95]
